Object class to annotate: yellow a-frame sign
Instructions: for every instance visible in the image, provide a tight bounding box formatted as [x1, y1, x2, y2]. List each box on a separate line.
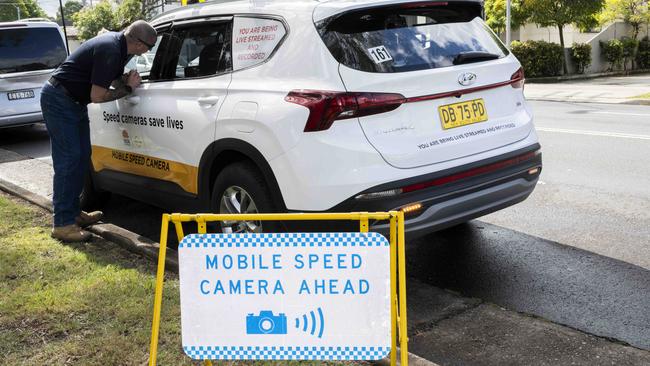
[148, 212, 409, 366]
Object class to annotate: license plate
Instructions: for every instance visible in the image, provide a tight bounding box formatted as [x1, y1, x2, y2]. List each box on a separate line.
[438, 98, 488, 130]
[7, 90, 35, 101]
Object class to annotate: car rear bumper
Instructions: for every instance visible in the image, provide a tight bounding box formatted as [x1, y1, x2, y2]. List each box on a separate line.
[329, 144, 542, 238]
[371, 174, 537, 238]
[0, 111, 43, 128]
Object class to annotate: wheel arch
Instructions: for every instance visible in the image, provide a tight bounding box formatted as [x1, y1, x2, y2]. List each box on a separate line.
[198, 138, 287, 211]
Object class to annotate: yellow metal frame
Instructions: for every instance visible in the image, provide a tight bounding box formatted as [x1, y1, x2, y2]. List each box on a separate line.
[148, 212, 408, 366]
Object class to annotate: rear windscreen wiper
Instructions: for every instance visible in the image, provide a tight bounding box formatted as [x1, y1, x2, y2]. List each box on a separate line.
[453, 51, 500, 65]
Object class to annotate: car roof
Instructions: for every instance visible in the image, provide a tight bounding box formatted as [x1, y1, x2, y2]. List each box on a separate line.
[151, 0, 318, 26]
[0, 19, 61, 29]
[151, 0, 483, 25]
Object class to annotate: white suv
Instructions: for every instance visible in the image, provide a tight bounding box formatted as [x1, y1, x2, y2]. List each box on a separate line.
[0, 19, 67, 128]
[87, 0, 542, 237]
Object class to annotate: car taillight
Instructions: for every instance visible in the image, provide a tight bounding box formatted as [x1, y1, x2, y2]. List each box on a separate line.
[285, 90, 406, 132]
[510, 67, 525, 89]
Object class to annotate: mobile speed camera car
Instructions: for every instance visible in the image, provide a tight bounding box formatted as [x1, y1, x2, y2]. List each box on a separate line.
[1, 19, 67, 128]
[86, 0, 542, 237]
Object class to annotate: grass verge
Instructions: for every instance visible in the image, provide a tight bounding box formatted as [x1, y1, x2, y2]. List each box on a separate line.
[0, 193, 353, 365]
[630, 92, 650, 99]
[0, 192, 194, 365]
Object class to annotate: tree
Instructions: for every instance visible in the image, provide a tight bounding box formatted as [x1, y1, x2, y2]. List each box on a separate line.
[72, 0, 116, 41]
[599, 0, 650, 39]
[484, 0, 530, 38]
[525, 0, 605, 74]
[116, 0, 144, 30]
[73, 0, 156, 41]
[0, 0, 47, 22]
[56, 0, 84, 26]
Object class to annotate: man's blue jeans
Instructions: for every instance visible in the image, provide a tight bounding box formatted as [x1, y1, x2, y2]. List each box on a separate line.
[40, 82, 90, 227]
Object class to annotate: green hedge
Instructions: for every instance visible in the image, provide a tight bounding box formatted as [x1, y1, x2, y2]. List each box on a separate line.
[570, 43, 592, 74]
[637, 37, 650, 69]
[511, 40, 564, 77]
[600, 39, 624, 71]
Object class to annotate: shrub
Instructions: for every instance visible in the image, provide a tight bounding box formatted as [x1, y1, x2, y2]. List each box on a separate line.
[570, 43, 592, 74]
[72, 1, 116, 41]
[637, 37, 650, 69]
[600, 39, 624, 71]
[620, 37, 639, 70]
[511, 40, 564, 77]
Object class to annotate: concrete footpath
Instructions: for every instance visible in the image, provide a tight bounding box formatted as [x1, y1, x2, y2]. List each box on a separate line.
[525, 74, 650, 105]
[2, 145, 650, 365]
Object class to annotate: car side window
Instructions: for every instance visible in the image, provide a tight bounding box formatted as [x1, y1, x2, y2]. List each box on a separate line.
[125, 33, 167, 81]
[159, 22, 232, 80]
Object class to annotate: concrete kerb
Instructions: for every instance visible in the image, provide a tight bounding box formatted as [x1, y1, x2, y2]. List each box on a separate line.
[526, 69, 650, 83]
[0, 175, 437, 366]
[525, 96, 650, 105]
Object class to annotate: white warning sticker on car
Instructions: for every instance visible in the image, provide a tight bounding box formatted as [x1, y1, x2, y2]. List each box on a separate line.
[367, 46, 393, 64]
[233, 17, 286, 70]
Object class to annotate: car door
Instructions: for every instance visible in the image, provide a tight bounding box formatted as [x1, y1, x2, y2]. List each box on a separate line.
[88, 31, 168, 181]
[98, 19, 233, 197]
[130, 18, 232, 196]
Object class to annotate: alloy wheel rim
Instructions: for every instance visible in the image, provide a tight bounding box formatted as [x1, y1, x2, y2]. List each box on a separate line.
[219, 186, 263, 233]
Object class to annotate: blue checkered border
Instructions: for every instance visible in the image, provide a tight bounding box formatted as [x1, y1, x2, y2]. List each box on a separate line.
[183, 345, 391, 360]
[178, 232, 389, 249]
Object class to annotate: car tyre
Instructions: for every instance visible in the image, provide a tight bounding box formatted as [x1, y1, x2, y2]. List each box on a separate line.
[211, 161, 282, 233]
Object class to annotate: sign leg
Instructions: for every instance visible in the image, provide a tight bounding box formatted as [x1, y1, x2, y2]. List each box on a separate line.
[397, 212, 409, 366]
[389, 215, 398, 366]
[148, 214, 170, 366]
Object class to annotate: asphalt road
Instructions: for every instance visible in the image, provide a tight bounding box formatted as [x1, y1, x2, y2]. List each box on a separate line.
[1, 100, 649, 358]
[482, 101, 650, 269]
[409, 221, 650, 350]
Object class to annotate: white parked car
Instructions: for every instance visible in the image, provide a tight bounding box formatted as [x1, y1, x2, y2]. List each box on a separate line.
[87, 0, 542, 237]
[0, 19, 67, 128]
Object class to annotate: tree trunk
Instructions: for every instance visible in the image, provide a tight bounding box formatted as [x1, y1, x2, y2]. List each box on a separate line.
[558, 24, 568, 75]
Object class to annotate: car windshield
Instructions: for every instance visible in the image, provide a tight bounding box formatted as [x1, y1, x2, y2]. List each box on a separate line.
[0, 27, 67, 74]
[318, 3, 509, 73]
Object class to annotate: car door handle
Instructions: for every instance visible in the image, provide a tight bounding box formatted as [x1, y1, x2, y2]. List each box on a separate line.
[197, 96, 219, 107]
[125, 96, 140, 105]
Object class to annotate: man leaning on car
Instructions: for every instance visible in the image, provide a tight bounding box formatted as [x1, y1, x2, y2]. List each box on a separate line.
[41, 20, 156, 242]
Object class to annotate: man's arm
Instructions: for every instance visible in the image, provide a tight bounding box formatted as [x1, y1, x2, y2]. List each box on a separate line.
[90, 71, 141, 104]
[90, 83, 132, 103]
[111, 73, 128, 89]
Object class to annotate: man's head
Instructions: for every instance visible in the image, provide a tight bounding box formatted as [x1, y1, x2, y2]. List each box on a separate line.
[125, 20, 157, 55]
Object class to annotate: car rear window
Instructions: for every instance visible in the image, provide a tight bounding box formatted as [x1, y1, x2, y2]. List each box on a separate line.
[317, 2, 509, 73]
[0, 27, 67, 74]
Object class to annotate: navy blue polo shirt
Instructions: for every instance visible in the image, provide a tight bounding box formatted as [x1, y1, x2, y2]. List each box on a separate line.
[52, 32, 129, 105]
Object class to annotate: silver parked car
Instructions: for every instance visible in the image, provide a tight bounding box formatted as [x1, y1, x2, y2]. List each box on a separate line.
[0, 19, 67, 128]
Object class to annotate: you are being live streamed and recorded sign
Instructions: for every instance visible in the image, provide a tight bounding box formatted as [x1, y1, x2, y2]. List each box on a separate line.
[178, 232, 391, 361]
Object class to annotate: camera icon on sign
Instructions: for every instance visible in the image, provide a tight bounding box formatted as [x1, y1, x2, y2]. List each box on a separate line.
[246, 310, 287, 335]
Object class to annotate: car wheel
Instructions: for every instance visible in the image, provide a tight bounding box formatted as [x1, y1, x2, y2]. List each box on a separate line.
[211, 161, 280, 233]
[80, 170, 110, 210]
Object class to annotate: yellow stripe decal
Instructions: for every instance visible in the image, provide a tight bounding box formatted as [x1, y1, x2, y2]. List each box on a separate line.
[91, 145, 199, 194]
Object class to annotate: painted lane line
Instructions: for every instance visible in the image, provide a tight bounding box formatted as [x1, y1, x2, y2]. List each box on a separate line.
[536, 127, 650, 140]
[592, 111, 650, 117]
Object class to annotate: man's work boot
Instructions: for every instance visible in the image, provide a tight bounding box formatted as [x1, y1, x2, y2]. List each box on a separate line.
[51, 224, 92, 242]
[75, 211, 103, 227]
